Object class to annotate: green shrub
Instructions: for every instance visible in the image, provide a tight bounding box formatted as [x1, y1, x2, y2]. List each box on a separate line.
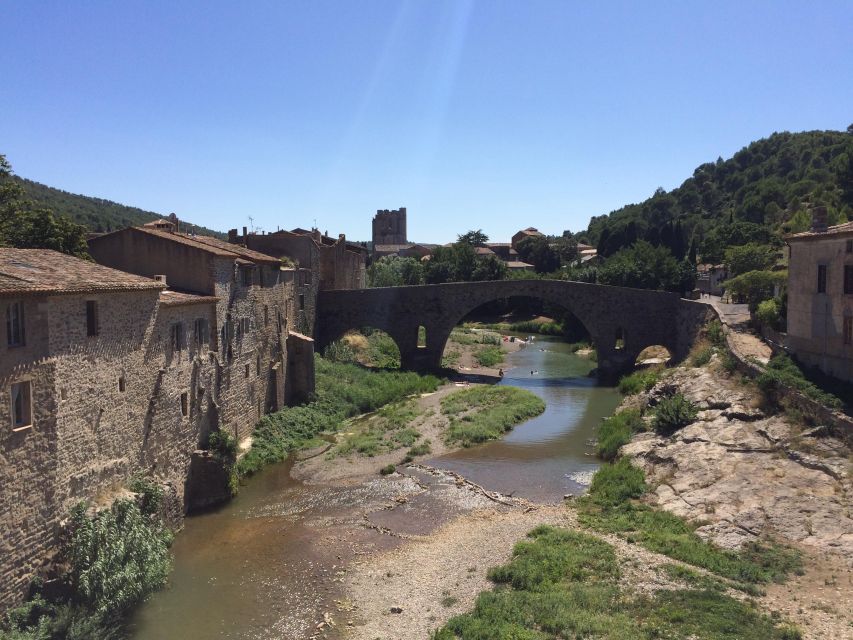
[691, 346, 713, 367]
[755, 298, 780, 329]
[758, 354, 843, 410]
[617, 369, 661, 395]
[586, 458, 646, 508]
[596, 409, 644, 461]
[653, 393, 698, 436]
[475, 345, 503, 367]
[65, 501, 172, 617]
[207, 429, 237, 462]
[706, 319, 725, 347]
[379, 464, 396, 475]
[323, 339, 356, 363]
[128, 475, 163, 516]
[721, 350, 739, 373]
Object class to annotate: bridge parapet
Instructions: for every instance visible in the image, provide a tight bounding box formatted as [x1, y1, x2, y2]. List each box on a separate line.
[317, 280, 711, 379]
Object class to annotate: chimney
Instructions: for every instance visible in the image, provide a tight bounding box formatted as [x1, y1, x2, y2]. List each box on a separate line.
[243, 226, 248, 237]
[228, 229, 238, 243]
[153, 274, 167, 285]
[811, 206, 828, 233]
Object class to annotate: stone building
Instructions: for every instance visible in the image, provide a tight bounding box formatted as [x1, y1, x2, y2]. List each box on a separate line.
[511, 227, 544, 249]
[89, 225, 315, 439]
[0, 249, 171, 607]
[786, 211, 853, 382]
[372, 207, 407, 245]
[373, 243, 433, 260]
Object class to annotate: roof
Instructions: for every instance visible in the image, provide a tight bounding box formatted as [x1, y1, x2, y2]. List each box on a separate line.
[159, 290, 219, 306]
[515, 227, 543, 236]
[505, 261, 535, 269]
[786, 221, 853, 241]
[474, 247, 495, 256]
[485, 242, 512, 247]
[124, 227, 280, 264]
[374, 243, 431, 253]
[0, 249, 165, 296]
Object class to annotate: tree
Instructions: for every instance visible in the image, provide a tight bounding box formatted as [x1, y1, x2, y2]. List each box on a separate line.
[516, 235, 559, 273]
[367, 255, 424, 287]
[552, 235, 579, 265]
[724, 243, 775, 277]
[423, 243, 506, 284]
[0, 154, 90, 258]
[457, 229, 489, 247]
[725, 270, 786, 310]
[597, 240, 686, 293]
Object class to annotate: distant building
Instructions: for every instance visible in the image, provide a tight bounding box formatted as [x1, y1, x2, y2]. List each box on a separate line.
[505, 260, 535, 272]
[511, 227, 544, 249]
[785, 209, 853, 382]
[696, 264, 728, 296]
[372, 207, 407, 245]
[484, 242, 519, 262]
[373, 243, 433, 260]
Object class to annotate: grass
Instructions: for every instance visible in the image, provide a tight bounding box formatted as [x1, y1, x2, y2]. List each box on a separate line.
[433, 525, 801, 640]
[474, 345, 504, 367]
[758, 354, 845, 411]
[333, 400, 424, 457]
[596, 408, 645, 460]
[441, 386, 545, 447]
[617, 368, 662, 395]
[237, 357, 441, 476]
[577, 459, 803, 586]
[652, 393, 699, 436]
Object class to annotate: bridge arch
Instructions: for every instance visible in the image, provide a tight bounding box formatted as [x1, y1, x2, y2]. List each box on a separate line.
[316, 280, 710, 380]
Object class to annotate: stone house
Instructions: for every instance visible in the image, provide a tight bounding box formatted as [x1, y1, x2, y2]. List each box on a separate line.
[0, 249, 169, 608]
[88, 225, 314, 440]
[785, 212, 853, 382]
[372, 243, 433, 260]
[511, 227, 544, 249]
[696, 264, 728, 296]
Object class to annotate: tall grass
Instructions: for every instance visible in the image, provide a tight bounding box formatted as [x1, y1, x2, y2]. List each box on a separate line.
[434, 522, 801, 640]
[617, 368, 662, 395]
[237, 357, 441, 476]
[441, 386, 545, 447]
[596, 409, 645, 460]
[475, 345, 503, 367]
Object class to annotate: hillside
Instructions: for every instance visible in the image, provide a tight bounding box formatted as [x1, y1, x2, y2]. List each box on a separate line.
[15, 176, 225, 238]
[583, 128, 853, 263]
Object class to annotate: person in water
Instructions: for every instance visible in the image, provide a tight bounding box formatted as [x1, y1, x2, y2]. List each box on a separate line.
[498, 368, 504, 377]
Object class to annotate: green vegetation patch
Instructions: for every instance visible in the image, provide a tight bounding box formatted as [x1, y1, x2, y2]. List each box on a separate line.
[617, 368, 661, 395]
[434, 525, 800, 640]
[578, 460, 802, 586]
[441, 386, 545, 447]
[758, 354, 844, 411]
[333, 400, 425, 458]
[596, 408, 645, 461]
[652, 393, 699, 436]
[237, 357, 441, 476]
[474, 345, 503, 367]
[1, 498, 172, 640]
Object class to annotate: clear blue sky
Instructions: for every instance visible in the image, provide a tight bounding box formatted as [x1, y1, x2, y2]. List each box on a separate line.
[2, 1, 851, 243]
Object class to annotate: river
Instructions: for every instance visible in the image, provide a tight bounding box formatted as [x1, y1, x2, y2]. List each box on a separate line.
[129, 334, 620, 639]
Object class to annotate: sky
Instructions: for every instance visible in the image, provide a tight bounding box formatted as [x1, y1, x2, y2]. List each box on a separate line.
[1, 1, 851, 244]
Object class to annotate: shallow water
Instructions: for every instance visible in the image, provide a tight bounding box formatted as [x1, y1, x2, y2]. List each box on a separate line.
[430, 335, 621, 501]
[129, 335, 619, 639]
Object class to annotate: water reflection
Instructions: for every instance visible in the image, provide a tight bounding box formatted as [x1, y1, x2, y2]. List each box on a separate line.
[430, 335, 621, 501]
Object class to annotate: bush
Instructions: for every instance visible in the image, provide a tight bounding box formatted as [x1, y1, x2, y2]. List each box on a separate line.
[652, 393, 698, 436]
[690, 346, 713, 367]
[586, 458, 647, 508]
[755, 298, 780, 329]
[475, 345, 503, 367]
[706, 320, 725, 346]
[596, 409, 644, 461]
[617, 369, 661, 395]
[128, 475, 163, 516]
[323, 339, 356, 363]
[442, 386, 545, 447]
[757, 354, 843, 410]
[65, 501, 172, 617]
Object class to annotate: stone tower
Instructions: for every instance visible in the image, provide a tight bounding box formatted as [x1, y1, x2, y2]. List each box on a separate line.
[372, 207, 407, 245]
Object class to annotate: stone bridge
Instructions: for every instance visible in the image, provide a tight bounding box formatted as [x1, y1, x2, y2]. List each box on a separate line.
[317, 280, 711, 379]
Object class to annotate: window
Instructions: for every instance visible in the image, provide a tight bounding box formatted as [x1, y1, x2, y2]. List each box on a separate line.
[614, 327, 625, 350]
[264, 305, 269, 326]
[847, 240, 853, 254]
[244, 364, 250, 378]
[180, 392, 188, 417]
[194, 318, 209, 348]
[844, 317, 853, 347]
[86, 301, 99, 336]
[845, 265, 853, 295]
[257, 354, 261, 376]
[817, 265, 827, 293]
[6, 301, 25, 347]
[10, 381, 32, 430]
[171, 322, 185, 351]
[242, 267, 253, 286]
[239, 317, 251, 339]
[118, 376, 126, 392]
[299, 294, 305, 310]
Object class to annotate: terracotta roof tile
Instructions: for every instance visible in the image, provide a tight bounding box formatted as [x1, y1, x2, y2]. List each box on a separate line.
[787, 221, 853, 240]
[159, 290, 219, 306]
[186, 234, 281, 264]
[0, 249, 165, 295]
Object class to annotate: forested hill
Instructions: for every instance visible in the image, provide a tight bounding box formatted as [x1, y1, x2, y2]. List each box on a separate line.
[15, 176, 225, 238]
[583, 129, 853, 264]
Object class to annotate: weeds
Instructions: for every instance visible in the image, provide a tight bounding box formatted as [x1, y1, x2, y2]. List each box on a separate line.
[617, 369, 661, 395]
[474, 345, 503, 368]
[758, 354, 844, 411]
[433, 524, 800, 639]
[441, 386, 545, 447]
[652, 393, 698, 436]
[596, 409, 645, 461]
[237, 357, 441, 476]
